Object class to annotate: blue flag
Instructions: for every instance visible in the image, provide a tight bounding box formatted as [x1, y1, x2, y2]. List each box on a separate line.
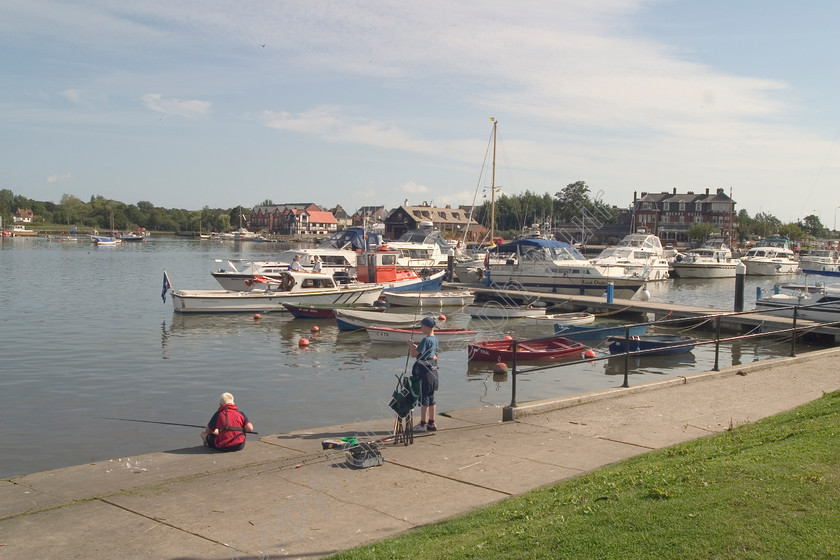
[161, 271, 172, 303]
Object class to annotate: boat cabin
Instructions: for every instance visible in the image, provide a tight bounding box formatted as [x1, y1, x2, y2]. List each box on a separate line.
[356, 249, 420, 284]
[259, 271, 339, 292]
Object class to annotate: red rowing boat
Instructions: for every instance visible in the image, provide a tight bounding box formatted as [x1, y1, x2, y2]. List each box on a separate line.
[467, 336, 586, 362]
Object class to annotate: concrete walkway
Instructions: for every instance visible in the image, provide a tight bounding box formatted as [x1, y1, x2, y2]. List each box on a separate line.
[3, 348, 840, 559]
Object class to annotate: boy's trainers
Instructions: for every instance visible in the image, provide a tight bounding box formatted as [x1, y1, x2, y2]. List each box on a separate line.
[426, 422, 437, 432]
[413, 422, 427, 433]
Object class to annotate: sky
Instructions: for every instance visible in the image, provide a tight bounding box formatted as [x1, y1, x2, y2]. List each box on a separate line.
[2, 1, 840, 225]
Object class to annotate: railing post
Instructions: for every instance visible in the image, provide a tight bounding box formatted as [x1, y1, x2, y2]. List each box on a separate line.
[622, 326, 630, 388]
[790, 307, 798, 357]
[713, 315, 721, 371]
[510, 340, 518, 407]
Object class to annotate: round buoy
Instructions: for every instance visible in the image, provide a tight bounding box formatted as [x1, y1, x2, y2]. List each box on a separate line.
[253, 313, 261, 320]
[311, 325, 320, 333]
[584, 349, 596, 359]
[504, 335, 513, 340]
[438, 314, 447, 322]
[493, 362, 508, 374]
[298, 337, 310, 347]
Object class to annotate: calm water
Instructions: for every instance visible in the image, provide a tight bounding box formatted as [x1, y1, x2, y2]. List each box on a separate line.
[0, 237, 817, 478]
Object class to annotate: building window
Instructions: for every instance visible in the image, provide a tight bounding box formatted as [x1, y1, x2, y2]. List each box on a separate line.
[663, 202, 670, 211]
[679, 202, 685, 211]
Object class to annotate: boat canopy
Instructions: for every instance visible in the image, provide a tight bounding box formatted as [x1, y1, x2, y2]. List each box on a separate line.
[395, 229, 452, 251]
[489, 238, 587, 261]
[320, 227, 382, 251]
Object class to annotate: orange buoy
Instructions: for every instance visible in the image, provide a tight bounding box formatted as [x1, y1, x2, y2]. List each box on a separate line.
[311, 325, 320, 333]
[253, 313, 261, 320]
[298, 337, 310, 347]
[504, 335, 513, 340]
[493, 362, 508, 374]
[438, 314, 446, 322]
[584, 349, 597, 359]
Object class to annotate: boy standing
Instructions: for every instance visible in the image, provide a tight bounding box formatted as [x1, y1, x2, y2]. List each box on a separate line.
[408, 316, 440, 432]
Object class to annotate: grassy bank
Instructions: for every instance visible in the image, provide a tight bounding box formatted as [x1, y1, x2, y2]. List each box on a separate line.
[332, 390, 840, 560]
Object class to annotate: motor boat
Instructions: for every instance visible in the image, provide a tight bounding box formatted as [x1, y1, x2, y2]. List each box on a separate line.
[740, 236, 799, 275]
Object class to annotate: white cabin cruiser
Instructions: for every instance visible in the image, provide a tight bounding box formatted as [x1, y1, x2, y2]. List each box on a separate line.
[481, 238, 647, 298]
[211, 228, 380, 290]
[755, 282, 840, 323]
[590, 233, 670, 281]
[671, 237, 735, 279]
[798, 249, 839, 274]
[172, 271, 383, 313]
[740, 237, 799, 275]
[385, 228, 453, 270]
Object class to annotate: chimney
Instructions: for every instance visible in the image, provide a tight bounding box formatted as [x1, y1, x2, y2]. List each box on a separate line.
[705, 188, 709, 195]
[673, 187, 677, 195]
[633, 191, 637, 202]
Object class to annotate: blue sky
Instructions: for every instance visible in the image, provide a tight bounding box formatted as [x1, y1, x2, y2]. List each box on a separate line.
[2, 1, 840, 225]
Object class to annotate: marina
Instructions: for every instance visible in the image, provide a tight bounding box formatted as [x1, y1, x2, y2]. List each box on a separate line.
[1, 236, 837, 479]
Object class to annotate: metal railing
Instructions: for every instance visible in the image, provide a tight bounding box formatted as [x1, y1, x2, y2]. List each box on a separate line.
[502, 301, 840, 417]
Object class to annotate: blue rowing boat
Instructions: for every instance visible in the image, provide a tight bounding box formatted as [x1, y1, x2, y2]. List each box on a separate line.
[553, 323, 648, 340]
[606, 334, 697, 356]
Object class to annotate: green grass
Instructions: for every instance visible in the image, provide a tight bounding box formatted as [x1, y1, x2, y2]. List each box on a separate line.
[330, 390, 840, 560]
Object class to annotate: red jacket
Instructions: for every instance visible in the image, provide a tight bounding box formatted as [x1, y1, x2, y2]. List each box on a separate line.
[213, 404, 247, 448]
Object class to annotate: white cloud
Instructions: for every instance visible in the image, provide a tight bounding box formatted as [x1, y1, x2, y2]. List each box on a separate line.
[400, 181, 429, 194]
[141, 94, 211, 119]
[47, 172, 72, 183]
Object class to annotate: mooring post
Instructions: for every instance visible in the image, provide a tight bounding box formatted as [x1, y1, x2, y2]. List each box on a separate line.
[734, 261, 746, 312]
[790, 307, 798, 357]
[503, 340, 519, 422]
[622, 326, 631, 388]
[446, 249, 455, 282]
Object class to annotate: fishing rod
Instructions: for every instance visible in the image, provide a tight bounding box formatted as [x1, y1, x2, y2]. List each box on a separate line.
[100, 417, 259, 435]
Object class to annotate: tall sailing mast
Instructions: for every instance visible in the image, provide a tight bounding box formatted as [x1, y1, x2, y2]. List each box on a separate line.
[489, 117, 497, 244]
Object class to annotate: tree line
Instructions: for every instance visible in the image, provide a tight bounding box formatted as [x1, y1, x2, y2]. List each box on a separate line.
[0, 189, 247, 233]
[1, 184, 833, 243]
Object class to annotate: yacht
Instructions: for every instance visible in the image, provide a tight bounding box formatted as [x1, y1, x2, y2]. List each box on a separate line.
[384, 227, 453, 270]
[211, 228, 380, 290]
[798, 249, 839, 274]
[670, 237, 735, 279]
[740, 236, 799, 275]
[590, 232, 671, 281]
[481, 238, 647, 298]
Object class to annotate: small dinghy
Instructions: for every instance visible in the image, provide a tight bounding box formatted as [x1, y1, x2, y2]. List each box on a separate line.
[606, 334, 697, 356]
[553, 323, 648, 341]
[384, 290, 475, 307]
[467, 303, 545, 319]
[367, 326, 477, 344]
[524, 311, 595, 326]
[467, 336, 586, 362]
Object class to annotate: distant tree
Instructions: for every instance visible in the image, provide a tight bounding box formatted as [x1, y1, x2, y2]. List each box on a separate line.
[778, 222, 806, 242]
[798, 214, 826, 237]
[687, 223, 717, 245]
[555, 181, 591, 221]
[734, 209, 754, 241]
[260, 199, 274, 206]
[753, 211, 781, 239]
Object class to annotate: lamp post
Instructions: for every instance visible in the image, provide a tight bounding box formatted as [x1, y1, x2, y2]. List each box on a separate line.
[835, 206, 840, 234]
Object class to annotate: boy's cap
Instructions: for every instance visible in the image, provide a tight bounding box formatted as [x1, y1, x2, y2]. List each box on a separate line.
[420, 317, 436, 328]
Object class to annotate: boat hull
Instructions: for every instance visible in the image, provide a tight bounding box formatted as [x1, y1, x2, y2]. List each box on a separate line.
[335, 309, 427, 331]
[467, 304, 546, 319]
[481, 269, 645, 298]
[554, 323, 649, 340]
[741, 259, 799, 275]
[606, 335, 697, 355]
[172, 285, 383, 313]
[524, 312, 595, 326]
[384, 290, 475, 307]
[467, 336, 586, 362]
[282, 303, 382, 319]
[379, 271, 446, 293]
[670, 263, 736, 279]
[367, 326, 476, 344]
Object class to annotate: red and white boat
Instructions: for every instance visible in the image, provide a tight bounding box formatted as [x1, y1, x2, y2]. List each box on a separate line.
[367, 326, 477, 344]
[467, 336, 586, 362]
